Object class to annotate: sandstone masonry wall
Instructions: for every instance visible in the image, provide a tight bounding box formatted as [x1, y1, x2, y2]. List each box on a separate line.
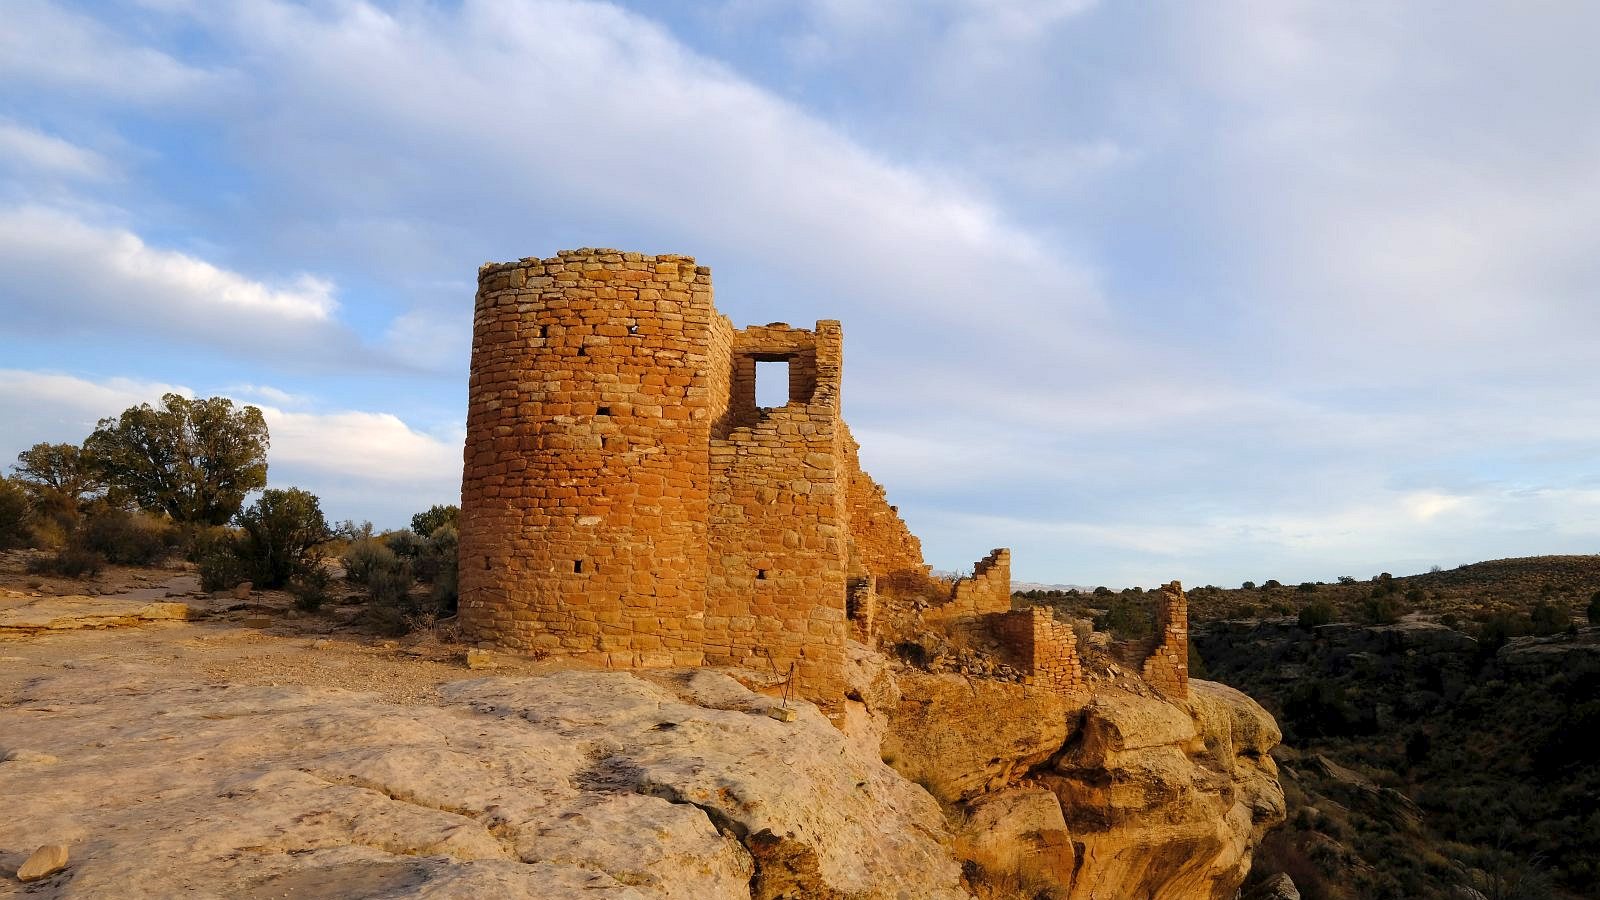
[704, 323, 848, 697]
[459, 247, 1180, 710]
[840, 424, 928, 580]
[928, 549, 1013, 625]
[460, 251, 713, 667]
[1140, 581, 1190, 697]
[991, 608, 1086, 695]
[461, 252, 865, 700]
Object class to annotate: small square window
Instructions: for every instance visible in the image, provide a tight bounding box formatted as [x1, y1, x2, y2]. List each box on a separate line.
[574, 560, 585, 574]
[597, 406, 611, 416]
[757, 569, 768, 580]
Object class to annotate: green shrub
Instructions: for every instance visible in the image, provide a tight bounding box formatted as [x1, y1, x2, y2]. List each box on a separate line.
[1299, 599, 1335, 629]
[427, 525, 459, 613]
[1241, 581, 1256, 590]
[1263, 579, 1282, 590]
[79, 509, 173, 565]
[410, 504, 459, 538]
[362, 556, 418, 635]
[0, 477, 33, 549]
[384, 529, 428, 559]
[289, 564, 334, 612]
[1589, 591, 1600, 626]
[232, 488, 330, 589]
[341, 538, 396, 584]
[28, 547, 106, 578]
[1362, 594, 1406, 625]
[367, 557, 415, 608]
[198, 548, 251, 593]
[1529, 600, 1568, 636]
[1297, 581, 1319, 593]
[1095, 596, 1155, 640]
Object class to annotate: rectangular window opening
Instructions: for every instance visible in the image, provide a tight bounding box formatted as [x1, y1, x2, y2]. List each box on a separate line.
[596, 406, 611, 416]
[757, 569, 768, 580]
[626, 321, 639, 335]
[755, 359, 791, 408]
[574, 560, 585, 574]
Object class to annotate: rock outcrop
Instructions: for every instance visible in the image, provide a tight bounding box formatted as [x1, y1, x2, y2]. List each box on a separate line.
[0, 661, 963, 898]
[0, 590, 190, 634]
[878, 670, 1284, 898]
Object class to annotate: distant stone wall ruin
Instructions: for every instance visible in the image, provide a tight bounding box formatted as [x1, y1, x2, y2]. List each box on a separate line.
[1141, 581, 1190, 696]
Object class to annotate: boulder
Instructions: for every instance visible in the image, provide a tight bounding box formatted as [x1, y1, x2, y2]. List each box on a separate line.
[956, 786, 1074, 887]
[17, 844, 69, 882]
[880, 671, 1073, 802]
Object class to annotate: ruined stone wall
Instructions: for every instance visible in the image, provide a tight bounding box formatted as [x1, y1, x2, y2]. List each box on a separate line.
[840, 423, 928, 580]
[847, 575, 877, 647]
[459, 250, 713, 667]
[928, 549, 1013, 625]
[1141, 581, 1190, 697]
[991, 608, 1086, 695]
[458, 247, 1152, 709]
[704, 323, 849, 698]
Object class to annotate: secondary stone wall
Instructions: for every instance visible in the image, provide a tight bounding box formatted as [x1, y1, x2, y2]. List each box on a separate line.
[1141, 581, 1190, 697]
[459, 250, 713, 667]
[928, 549, 1013, 625]
[704, 322, 848, 698]
[840, 424, 928, 580]
[991, 608, 1085, 695]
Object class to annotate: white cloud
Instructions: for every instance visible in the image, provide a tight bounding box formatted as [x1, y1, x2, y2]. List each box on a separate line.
[0, 121, 110, 180]
[0, 0, 218, 102]
[0, 205, 344, 349]
[163, 0, 1104, 336]
[0, 370, 193, 448]
[259, 407, 459, 488]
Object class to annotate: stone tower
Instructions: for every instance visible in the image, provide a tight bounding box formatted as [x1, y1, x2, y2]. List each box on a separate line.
[458, 249, 930, 698]
[459, 250, 716, 668]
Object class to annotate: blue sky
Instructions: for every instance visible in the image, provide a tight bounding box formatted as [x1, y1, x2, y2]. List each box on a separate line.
[3, 0, 1598, 587]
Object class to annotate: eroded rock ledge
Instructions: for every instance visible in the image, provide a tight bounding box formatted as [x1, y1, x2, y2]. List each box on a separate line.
[0, 662, 962, 898]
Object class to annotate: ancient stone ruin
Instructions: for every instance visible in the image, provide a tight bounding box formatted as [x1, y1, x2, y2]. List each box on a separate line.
[458, 249, 1187, 703]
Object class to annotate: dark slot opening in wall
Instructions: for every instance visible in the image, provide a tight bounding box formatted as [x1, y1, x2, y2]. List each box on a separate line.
[755, 359, 790, 408]
[574, 560, 584, 573]
[757, 569, 767, 580]
[538, 325, 548, 338]
[597, 406, 611, 416]
[626, 321, 639, 335]
[577, 345, 587, 357]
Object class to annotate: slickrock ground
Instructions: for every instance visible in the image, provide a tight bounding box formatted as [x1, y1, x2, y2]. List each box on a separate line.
[0, 608, 963, 899]
[1, 561, 1284, 899]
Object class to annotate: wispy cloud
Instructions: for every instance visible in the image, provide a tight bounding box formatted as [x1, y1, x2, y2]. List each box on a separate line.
[0, 204, 344, 350]
[0, 0, 220, 102]
[0, 121, 110, 181]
